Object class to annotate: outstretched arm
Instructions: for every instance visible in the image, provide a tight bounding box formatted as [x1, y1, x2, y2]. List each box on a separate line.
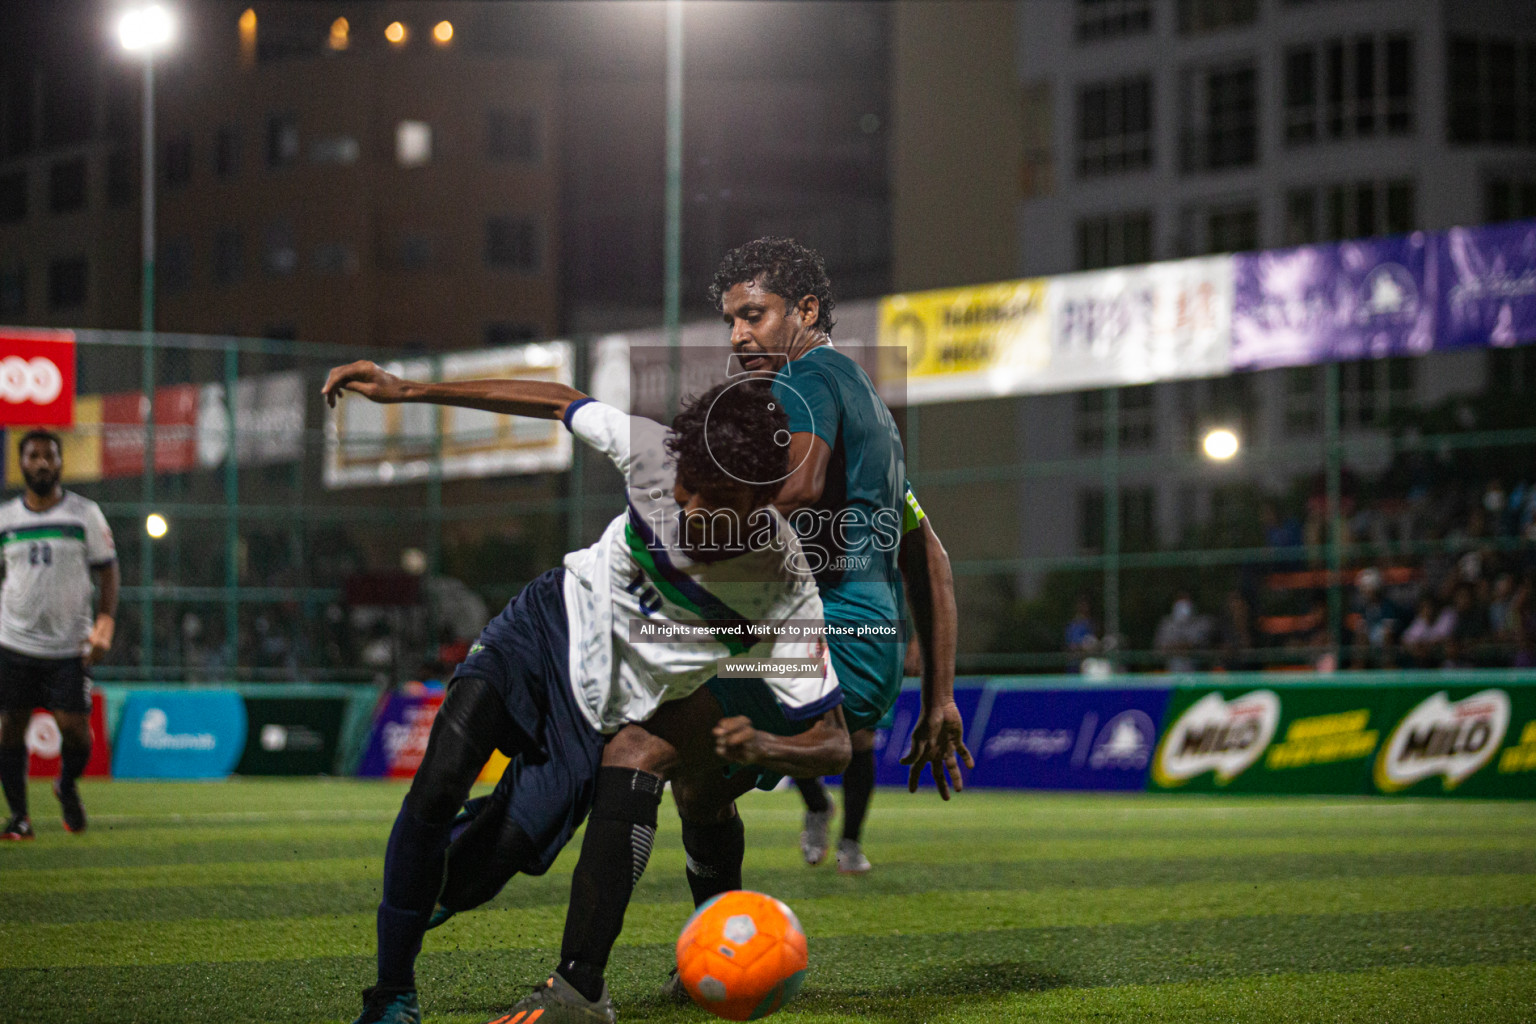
[322, 360, 586, 420]
[898, 517, 972, 798]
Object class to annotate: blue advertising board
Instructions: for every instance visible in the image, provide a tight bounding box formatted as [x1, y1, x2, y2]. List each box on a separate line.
[966, 687, 1171, 790]
[1435, 220, 1536, 351]
[111, 691, 247, 779]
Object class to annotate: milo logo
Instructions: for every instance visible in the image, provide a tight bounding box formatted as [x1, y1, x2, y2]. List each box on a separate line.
[1152, 690, 1280, 786]
[1374, 690, 1510, 793]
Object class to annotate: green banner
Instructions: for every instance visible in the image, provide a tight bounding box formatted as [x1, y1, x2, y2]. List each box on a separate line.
[1149, 680, 1536, 797]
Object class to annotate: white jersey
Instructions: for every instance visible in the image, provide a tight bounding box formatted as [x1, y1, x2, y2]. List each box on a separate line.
[0, 491, 115, 659]
[559, 399, 839, 733]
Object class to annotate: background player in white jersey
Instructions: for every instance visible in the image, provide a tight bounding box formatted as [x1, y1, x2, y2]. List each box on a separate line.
[321, 363, 851, 1024]
[0, 430, 117, 840]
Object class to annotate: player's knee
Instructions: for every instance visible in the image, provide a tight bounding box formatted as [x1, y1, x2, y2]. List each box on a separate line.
[602, 725, 681, 779]
[672, 781, 736, 824]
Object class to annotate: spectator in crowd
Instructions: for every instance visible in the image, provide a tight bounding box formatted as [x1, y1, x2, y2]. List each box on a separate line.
[1402, 596, 1456, 668]
[1348, 568, 1401, 669]
[1489, 573, 1518, 640]
[1213, 590, 1254, 671]
[1065, 595, 1098, 653]
[1154, 592, 1212, 673]
[1446, 584, 1488, 667]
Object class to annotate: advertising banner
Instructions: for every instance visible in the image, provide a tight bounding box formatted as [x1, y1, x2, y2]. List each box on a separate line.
[0, 329, 74, 426]
[196, 370, 306, 469]
[235, 696, 346, 775]
[1232, 233, 1434, 371]
[1436, 220, 1536, 350]
[878, 278, 1051, 403]
[356, 691, 444, 778]
[101, 384, 200, 477]
[5, 394, 102, 488]
[967, 686, 1170, 791]
[25, 690, 111, 777]
[1043, 257, 1233, 392]
[110, 691, 247, 779]
[326, 343, 573, 487]
[1371, 685, 1536, 798]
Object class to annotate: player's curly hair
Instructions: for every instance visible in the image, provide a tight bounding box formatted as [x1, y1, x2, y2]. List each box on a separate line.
[668, 379, 789, 506]
[709, 237, 837, 334]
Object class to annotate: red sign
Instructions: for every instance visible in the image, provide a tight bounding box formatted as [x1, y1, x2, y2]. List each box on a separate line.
[0, 329, 75, 427]
[26, 691, 112, 778]
[101, 383, 200, 477]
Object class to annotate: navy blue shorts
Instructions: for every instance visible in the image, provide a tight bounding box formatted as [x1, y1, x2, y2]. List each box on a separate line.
[0, 646, 91, 714]
[452, 568, 605, 876]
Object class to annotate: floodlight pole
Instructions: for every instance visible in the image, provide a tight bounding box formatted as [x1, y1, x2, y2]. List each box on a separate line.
[663, 0, 683, 418]
[139, 53, 158, 676]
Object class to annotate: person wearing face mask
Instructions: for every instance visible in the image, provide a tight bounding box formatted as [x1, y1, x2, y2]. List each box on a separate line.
[0, 430, 118, 841]
[1154, 592, 1212, 674]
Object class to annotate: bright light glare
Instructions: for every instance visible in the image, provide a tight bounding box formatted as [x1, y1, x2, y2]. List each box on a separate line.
[1202, 428, 1240, 461]
[329, 17, 349, 50]
[145, 513, 169, 538]
[433, 20, 453, 43]
[118, 5, 176, 53]
[385, 21, 407, 44]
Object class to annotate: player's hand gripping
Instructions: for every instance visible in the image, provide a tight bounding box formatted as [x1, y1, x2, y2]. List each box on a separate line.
[900, 699, 974, 800]
[712, 715, 765, 765]
[321, 361, 410, 408]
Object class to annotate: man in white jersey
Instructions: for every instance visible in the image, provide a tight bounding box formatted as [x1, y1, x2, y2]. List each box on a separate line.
[321, 362, 850, 1024]
[0, 430, 118, 840]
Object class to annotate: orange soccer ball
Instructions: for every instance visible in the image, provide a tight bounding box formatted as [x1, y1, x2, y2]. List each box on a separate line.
[675, 890, 809, 1020]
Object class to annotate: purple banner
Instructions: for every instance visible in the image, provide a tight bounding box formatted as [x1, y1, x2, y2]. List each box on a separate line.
[966, 687, 1170, 790]
[1437, 220, 1536, 351]
[1232, 233, 1433, 371]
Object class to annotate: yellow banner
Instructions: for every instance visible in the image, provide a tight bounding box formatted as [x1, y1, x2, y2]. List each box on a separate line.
[6, 394, 103, 487]
[878, 279, 1050, 401]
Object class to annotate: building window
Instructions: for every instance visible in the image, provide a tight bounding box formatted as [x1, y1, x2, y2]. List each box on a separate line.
[1288, 36, 1414, 146]
[1020, 82, 1056, 200]
[1078, 487, 1158, 552]
[1075, 0, 1152, 43]
[216, 124, 241, 177]
[1283, 367, 1320, 436]
[1285, 180, 1416, 244]
[1180, 201, 1259, 255]
[213, 228, 243, 285]
[1077, 386, 1156, 452]
[396, 121, 432, 167]
[47, 258, 87, 310]
[159, 238, 193, 293]
[1177, 0, 1257, 34]
[0, 170, 24, 222]
[1449, 37, 1536, 146]
[48, 158, 87, 213]
[312, 243, 357, 275]
[1077, 77, 1154, 177]
[163, 133, 192, 187]
[1181, 64, 1257, 173]
[0, 263, 25, 316]
[106, 150, 133, 207]
[1284, 189, 1318, 245]
[1340, 356, 1415, 428]
[310, 134, 360, 165]
[264, 219, 297, 276]
[486, 109, 540, 162]
[267, 113, 299, 168]
[485, 216, 540, 270]
[1485, 175, 1536, 222]
[1489, 346, 1536, 392]
[1076, 211, 1154, 270]
[484, 322, 539, 346]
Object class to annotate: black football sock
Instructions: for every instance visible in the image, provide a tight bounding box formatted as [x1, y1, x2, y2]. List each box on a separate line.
[795, 776, 831, 813]
[840, 748, 876, 843]
[0, 745, 27, 819]
[558, 767, 663, 1002]
[681, 812, 745, 907]
[59, 736, 91, 792]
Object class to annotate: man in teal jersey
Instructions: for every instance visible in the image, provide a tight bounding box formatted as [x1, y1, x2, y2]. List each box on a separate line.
[704, 236, 969, 873]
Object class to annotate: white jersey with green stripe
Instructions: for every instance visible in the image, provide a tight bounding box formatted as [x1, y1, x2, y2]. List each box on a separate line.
[559, 399, 839, 734]
[0, 491, 116, 659]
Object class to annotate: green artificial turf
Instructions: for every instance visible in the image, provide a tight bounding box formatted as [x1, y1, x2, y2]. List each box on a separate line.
[3, 779, 1533, 1022]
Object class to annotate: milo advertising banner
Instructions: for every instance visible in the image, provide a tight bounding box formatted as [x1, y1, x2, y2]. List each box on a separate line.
[1149, 680, 1536, 797]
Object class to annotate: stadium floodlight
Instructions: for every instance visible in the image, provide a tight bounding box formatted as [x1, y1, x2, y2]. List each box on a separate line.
[1202, 427, 1240, 461]
[145, 513, 168, 538]
[118, 4, 175, 52]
